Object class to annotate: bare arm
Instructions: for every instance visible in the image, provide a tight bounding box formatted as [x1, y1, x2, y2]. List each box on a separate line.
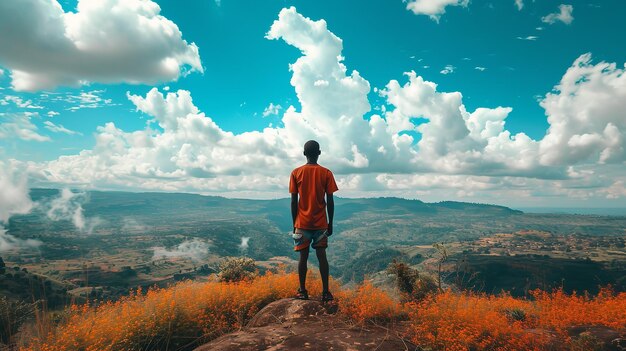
[326, 193, 334, 236]
[291, 193, 298, 233]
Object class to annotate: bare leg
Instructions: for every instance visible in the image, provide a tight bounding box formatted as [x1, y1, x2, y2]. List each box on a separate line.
[316, 247, 329, 292]
[298, 249, 309, 291]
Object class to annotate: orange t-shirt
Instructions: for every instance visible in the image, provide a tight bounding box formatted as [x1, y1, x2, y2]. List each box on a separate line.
[289, 164, 339, 230]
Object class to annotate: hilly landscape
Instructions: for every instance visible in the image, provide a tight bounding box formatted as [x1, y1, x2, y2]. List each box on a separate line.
[2, 188, 625, 308]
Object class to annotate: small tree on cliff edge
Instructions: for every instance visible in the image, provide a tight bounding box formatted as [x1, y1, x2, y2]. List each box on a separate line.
[387, 259, 438, 301]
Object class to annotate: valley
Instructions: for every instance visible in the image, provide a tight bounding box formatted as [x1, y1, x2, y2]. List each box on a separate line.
[1, 189, 624, 305]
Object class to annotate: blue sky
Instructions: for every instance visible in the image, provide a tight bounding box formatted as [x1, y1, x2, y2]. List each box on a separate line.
[0, 0, 625, 208]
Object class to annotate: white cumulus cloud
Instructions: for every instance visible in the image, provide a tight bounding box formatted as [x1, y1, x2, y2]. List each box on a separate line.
[539, 53, 626, 165]
[542, 4, 574, 25]
[0, 0, 202, 92]
[15, 7, 626, 206]
[515, 0, 524, 11]
[440, 65, 456, 74]
[405, 0, 470, 22]
[262, 103, 282, 117]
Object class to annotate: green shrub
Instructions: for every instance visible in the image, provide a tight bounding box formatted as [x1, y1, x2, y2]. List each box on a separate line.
[387, 260, 438, 301]
[218, 257, 257, 282]
[412, 273, 439, 301]
[503, 307, 527, 322]
[387, 259, 418, 295]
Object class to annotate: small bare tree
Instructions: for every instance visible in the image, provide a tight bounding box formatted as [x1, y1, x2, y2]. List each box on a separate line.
[0, 296, 35, 345]
[433, 242, 448, 292]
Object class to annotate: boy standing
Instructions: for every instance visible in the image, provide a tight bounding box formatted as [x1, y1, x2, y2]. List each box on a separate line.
[289, 140, 338, 301]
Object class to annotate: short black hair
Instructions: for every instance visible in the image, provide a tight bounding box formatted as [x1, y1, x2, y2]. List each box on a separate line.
[303, 140, 320, 156]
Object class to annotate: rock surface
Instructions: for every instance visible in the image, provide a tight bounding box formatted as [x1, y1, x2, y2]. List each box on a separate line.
[566, 325, 626, 351]
[194, 298, 418, 351]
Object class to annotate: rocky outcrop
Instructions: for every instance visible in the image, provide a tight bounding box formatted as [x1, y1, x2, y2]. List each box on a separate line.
[194, 298, 417, 351]
[566, 325, 626, 351]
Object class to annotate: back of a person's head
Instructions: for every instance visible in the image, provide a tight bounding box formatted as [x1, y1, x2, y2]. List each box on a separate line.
[303, 140, 321, 157]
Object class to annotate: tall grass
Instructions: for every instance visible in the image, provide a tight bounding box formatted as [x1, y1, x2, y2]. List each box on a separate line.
[19, 271, 626, 351]
[405, 287, 626, 351]
[21, 271, 336, 351]
[337, 281, 405, 324]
